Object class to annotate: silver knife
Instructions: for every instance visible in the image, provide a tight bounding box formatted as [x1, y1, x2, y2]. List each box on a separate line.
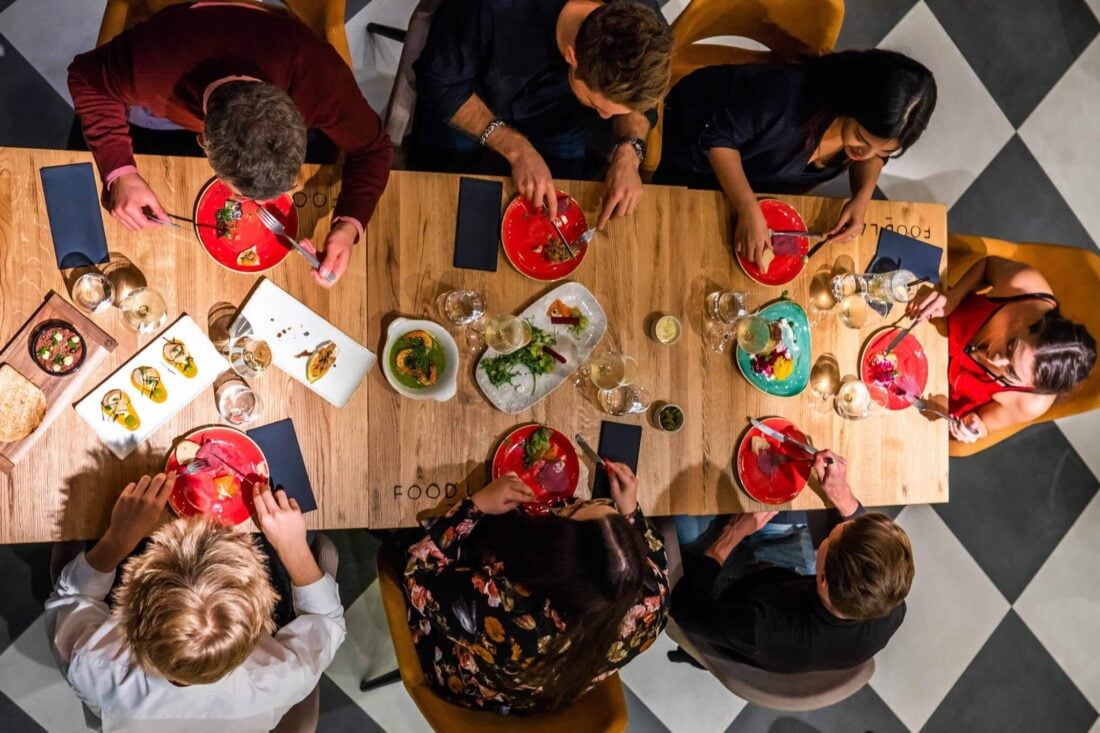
[883, 320, 918, 357]
[547, 215, 578, 260]
[749, 418, 817, 457]
[769, 229, 829, 238]
[574, 434, 604, 467]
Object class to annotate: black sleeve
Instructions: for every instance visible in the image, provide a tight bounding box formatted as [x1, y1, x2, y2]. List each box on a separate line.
[698, 67, 796, 154]
[670, 554, 760, 656]
[412, 0, 489, 123]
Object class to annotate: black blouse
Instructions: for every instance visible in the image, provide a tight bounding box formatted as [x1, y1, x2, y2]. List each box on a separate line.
[659, 64, 847, 192]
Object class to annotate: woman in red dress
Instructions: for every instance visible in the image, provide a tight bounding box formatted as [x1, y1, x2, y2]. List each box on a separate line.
[908, 257, 1095, 443]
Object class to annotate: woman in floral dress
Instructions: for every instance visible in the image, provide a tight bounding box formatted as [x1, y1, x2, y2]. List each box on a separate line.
[403, 461, 669, 715]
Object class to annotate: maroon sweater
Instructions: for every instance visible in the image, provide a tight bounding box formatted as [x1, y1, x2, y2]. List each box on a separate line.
[68, 2, 391, 230]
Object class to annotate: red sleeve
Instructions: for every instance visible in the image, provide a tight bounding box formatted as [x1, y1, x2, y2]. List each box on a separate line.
[67, 43, 138, 185]
[295, 47, 392, 232]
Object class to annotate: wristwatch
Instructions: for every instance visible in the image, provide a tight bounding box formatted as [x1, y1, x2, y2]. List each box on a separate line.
[613, 136, 647, 164]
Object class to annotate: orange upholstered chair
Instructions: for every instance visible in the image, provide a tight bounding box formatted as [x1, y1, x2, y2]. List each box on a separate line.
[642, 0, 845, 173]
[374, 544, 630, 733]
[946, 233, 1100, 457]
[96, 0, 353, 68]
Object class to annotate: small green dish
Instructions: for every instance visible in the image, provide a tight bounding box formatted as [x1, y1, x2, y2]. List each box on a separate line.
[735, 300, 811, 397]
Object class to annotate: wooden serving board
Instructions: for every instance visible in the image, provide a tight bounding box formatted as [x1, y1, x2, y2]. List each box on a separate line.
[0, 291, 117, 474]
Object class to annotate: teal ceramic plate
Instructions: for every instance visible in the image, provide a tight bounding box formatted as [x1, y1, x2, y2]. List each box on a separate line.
[735, 300, 811, 397]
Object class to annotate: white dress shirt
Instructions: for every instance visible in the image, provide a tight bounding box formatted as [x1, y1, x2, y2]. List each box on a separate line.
[45, 552, 347, 733]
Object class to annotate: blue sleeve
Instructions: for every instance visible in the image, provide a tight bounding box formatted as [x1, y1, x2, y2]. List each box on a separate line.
[413, 0, 490, 123]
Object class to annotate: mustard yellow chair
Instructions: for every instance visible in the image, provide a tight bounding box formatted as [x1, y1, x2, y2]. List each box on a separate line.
[947, 233, 1100, 457]
[96, 0, 353, 68]
[373, 544, 630, 733]
[643, 0, 845, 173]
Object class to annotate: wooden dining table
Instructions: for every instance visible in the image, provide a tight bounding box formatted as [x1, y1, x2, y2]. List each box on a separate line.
[0, 147, 948, 542]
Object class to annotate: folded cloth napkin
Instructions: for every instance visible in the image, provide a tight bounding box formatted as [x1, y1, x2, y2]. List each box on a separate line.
[453, 177, 502, 271]
[591, 421, 643, 500]
[39, 163, 109, 269]
[866, 229, 944, 315]
[247, 418, 317, 513]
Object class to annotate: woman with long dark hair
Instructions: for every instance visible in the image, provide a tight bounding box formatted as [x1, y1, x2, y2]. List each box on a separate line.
[402, 463, 668, 715]
[657, 49, 937, 268]
[908, 256, 1096, 442]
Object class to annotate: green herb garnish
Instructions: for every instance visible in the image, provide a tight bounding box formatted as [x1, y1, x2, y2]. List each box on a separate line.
[480, 323, 556, 389]
[523, 427, 552, 468]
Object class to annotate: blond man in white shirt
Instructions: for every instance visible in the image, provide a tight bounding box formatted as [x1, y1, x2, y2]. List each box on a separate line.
[46, 472, 346, 733]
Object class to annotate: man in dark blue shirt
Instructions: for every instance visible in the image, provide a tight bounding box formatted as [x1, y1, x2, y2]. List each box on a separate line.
[413, 0, 670, 227]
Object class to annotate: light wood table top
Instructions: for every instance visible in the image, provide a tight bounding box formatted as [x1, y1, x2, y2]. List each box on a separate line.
[0, 148, 948, 541]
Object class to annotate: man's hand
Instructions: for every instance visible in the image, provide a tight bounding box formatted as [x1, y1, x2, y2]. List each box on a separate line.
[86, 472, 175, 573]
[734, 203, 772, 268]
[704, 512, 777, 565]
[813, 450, 860, 517]
[110, 171, 169, 231]
[508, 142, 557, 217]
[598, 146, 644, 228]
[472, 472, 536, 515]
[306, 220, 357, 288]
[604, 459, 638, 516]
[825, 197, 868, 243]
[255, 485, 323, 586]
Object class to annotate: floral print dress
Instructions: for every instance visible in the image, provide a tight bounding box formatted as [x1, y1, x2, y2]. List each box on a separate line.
[403, 498, 669, 715]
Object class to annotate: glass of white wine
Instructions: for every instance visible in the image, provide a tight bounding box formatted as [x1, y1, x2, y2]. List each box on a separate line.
[118, 287, 168, 333]
[589, 352, 637, 390]
[229, 336, 272, 379]
[838, 293, 870, 329]
[735, 315, 781, 355]
[484, 313, 532, 354]
[835, 376, 872, 420]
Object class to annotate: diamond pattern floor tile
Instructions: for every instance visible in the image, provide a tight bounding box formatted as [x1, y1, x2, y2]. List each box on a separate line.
[926, 0, 1098, 127]
[0, 32, 76, 149]
[1057, 410, 1100, 482]
[1019, 37, 1100, 248]
[624, 685, 672, 733]
[0, 0, 105, 106]
[921, 611, 1098, 733]
[947, 135, 1095, 251]
[1016, 492, 1100, 710]
[0, 616, 92, 732]
[869, 505, 1009, 731]
[727, 686, 908, 733]
[318, 674, 387, 733]
[835, 0, 922, 50]
[939, 423, 1098, 602]
[875, 2, 1015, 208]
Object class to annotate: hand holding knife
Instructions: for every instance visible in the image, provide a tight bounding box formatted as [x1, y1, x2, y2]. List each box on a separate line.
[575, 434, 604, 467]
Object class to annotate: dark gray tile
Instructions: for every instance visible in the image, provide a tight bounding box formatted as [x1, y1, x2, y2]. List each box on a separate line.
[726, 685, 908, 733]
[0, 32, 77, 149]
[623, 685, 671, 733]
[328, 528, 381, 609]
[835, 0, 921, 50]
[0, 0, 20, 14]
[949, 135, 1096, 252]
[922, 611, 1098, 733]
[345, 0, 373, 23]
[926, 0, 1099, 126]
[940, 423, 1098, 603]
[0, 543, 53, 651]
[317, 674, 386, 732]
[0, 689, 46, 733]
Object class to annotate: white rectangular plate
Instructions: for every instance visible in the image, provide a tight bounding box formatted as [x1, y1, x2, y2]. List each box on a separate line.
[74, 316, 229, 459]
[476, 281, 607, 414]
[234, 278, 375, 407]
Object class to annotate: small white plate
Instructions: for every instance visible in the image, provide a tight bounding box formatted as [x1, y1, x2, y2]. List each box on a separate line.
[381, 318, 459, 402]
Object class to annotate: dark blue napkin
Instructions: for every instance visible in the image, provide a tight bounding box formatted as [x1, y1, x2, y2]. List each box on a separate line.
[453, 177, 502, 271]
[591, 421, 643, 500]
[39, 163, 109, 269]
[247, 419, 316, 513]
[866, 229, 944, 315]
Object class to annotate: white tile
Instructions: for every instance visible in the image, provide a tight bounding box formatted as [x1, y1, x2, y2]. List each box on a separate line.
[661, 0, 688, 24]
[869, 505, 1010, 731]
[0, 0, 107, 106]
[618, 631, 744, 733]
[874, 2, 1014, 208]
[1057, 410, 1100, 483]
[0, 615, 92, 732]
[1019, 37, 1100, 247]
[1016, 492, 1100, 710]
[323, 581, 433, 733]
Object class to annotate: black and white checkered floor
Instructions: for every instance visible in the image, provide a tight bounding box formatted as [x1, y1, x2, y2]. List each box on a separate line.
[0, 1, 1097, 731]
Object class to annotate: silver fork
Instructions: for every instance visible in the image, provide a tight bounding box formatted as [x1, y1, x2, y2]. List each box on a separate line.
[178, 458, 210, 476]
[256, 207, 335, 283]
[574, 227, 596, 248]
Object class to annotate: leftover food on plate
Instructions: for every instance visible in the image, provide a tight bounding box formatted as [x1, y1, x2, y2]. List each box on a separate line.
[0, 365, 46, 442]
[130, 366, 167, 403]
[215, 200, 243, 239]
[389, 331, 442, 389]
[101, 389, 140, 431]
[748, 321, 797, 382]
[236, 245, 259, 267]
[868, 352, 900, 386]
[30, 321, 84, 375]
[534, 232, 571, 263]
[305, 340, 339, 384]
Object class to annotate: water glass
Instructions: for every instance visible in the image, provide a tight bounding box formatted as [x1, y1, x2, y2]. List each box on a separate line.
[229, 336, 272, 378]
[598, 383, 651, 416]
[71, 272, 114, 314]
[438, 289, 486, 326]
[214, 373, 263, 425]
[867, 269, 917, 305]
[705, 290, 748, 324]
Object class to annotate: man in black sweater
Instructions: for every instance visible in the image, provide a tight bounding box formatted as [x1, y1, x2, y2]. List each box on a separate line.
[670, 450, 913, 673]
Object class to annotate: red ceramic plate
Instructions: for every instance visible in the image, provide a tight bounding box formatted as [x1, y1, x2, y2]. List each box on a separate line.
[192, 177, 298, 274]
[492, 424, 580, 506]
[736, 417, 813, 505]
[165, 426, 270, 525]
[501, 190, 588, 281]
[860, 328, 929, 410]
[736, 199, 809, 286]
